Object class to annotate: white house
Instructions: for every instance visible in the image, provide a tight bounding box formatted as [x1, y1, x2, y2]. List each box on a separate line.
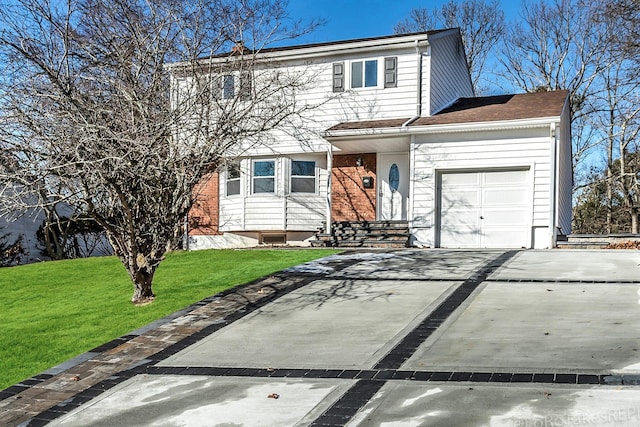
[178, 29, 572, 250]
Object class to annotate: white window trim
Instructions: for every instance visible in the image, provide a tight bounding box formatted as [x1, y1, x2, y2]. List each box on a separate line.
[348, 58, 382, 90]
[251, 158, 277, 195]
[289, 159, 318, 195]
[225, 162, 242, 197]
[219, 71, 252, 100]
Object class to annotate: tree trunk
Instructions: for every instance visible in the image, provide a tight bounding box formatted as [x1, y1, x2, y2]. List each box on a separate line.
[606, 167, 613, 233]
[131, 266, 156, 305]
[632, 209, 639, 234]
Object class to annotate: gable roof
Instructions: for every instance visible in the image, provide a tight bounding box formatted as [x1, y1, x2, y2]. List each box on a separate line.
[206, 29, 451, 59]
[168, 29, 462, 74]
[326, 90, 569, 132]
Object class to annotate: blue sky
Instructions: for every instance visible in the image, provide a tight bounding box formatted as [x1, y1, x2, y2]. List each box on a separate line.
[287, 0, 522, 44]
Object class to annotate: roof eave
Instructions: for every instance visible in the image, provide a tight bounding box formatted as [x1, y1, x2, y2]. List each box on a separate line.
[255, 33, 432, 61]
[323, 126, 412, 140]
[323, 116, 562, 140]
[167, 31, 443, 71]
[410, 116, 562, 134]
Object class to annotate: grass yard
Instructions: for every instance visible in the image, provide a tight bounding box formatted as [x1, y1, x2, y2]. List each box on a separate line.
[0, 248, 338, 390]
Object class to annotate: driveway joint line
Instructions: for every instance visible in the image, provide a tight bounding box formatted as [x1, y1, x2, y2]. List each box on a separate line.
[485, 279, 640, 284]
[373, 250, 520, 370]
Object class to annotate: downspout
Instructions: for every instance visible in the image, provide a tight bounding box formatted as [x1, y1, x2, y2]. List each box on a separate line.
[549, 123, 558, 249]
[402, 39, 424, 127]
[554, 122, 562, 244]
[326, 145, 333, 234]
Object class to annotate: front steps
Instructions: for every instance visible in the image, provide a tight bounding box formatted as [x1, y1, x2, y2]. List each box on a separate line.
[311, 220, 410, 248]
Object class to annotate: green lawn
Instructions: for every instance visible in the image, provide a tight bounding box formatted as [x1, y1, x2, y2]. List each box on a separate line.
[0, 248, 337, 390]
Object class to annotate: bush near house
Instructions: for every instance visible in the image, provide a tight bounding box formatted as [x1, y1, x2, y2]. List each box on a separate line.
[0, 248, 338, 390]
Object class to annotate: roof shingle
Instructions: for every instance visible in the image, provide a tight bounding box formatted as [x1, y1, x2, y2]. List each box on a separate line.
[326, 90, 569, 132]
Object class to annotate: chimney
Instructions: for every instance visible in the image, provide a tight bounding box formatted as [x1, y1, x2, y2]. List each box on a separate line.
[232, 40, 247, 54]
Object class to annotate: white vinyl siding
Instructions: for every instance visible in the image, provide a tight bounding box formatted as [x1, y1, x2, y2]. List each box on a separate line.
[174, 30, 478, 159]
[286, 155, 327, 229]
[237, 51, 423, 157]
[428, 31, 474, 114]
[218, 156, 327, 232]
[244, 199, 284, 229]
[557, 102, 572, 234]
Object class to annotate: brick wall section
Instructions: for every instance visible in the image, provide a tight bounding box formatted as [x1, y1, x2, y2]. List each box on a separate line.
[331, 154, 377, 221]
[189, 172, 221, 235]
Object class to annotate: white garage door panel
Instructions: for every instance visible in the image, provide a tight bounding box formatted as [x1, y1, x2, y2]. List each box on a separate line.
[442, 173, 481, 186]
[443, 209, 481, 226]
[482, 208, 528, 226]
[484, 170, 527, 184]
[440, 170, 530, 248]
[440, 227, 480, 247]
[483, 188, 527, 205]
[482, 228, 528, 248]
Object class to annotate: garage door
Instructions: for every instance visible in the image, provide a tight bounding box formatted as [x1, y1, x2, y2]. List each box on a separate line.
[439, 169, 530, 248]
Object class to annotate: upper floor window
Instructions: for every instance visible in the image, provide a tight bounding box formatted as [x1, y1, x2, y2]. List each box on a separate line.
[226, 162, 241, 196]
[332, 57, 397, 91]
[220, 72, 251, 100]
[253, 160, 275, 194]
[351, 60, 378, 88]
[291, 160, 316, 193]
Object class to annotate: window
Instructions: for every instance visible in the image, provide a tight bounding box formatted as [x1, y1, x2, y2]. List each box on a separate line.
[222, 74, 234, 99]
[226, 162, 241, 196]
[291, 160, 316, 193]
[219, 72, 251, 100]
[253, 160, 275, 193]
[351, 60, 378, 88]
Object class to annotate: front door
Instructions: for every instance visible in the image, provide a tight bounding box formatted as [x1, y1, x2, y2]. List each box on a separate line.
[379, 153, 409, 220]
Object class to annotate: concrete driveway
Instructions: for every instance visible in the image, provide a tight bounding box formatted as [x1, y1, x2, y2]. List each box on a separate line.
[6, 249, 640, 426]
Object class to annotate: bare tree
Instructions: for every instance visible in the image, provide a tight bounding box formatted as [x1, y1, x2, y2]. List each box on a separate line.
[499, 0, 611, 180]
[394, 8, 437, 35]
[500, 0, 640, 232]
[500, 0, 607, 103]
[597, 0, 640, 61]
[394, 0, 505, 93]
[585, 52, 640, 232]
[0, 0, 320, 304]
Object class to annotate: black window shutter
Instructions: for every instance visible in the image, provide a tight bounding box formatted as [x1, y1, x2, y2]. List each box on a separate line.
[332, 62, 344, 92]
[384, 57, 397, 88]
[239, 71, 251, 100]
